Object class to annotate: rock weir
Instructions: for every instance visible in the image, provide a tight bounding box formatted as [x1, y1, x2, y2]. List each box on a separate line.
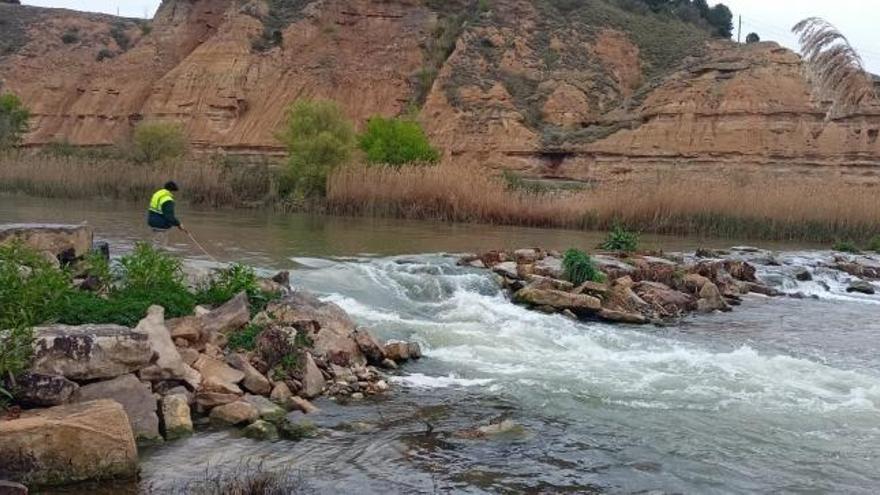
[460, 248, 777, 323]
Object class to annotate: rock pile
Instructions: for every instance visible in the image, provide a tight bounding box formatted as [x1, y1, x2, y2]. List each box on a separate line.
[0, 276, 421, 487]
[460, 248, 777, 324]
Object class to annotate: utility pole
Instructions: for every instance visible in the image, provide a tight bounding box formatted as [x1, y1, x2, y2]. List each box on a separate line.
[737, 15, 742, 43]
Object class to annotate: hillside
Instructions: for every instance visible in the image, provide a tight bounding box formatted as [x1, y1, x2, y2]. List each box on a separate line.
[1, 0, 879, 182]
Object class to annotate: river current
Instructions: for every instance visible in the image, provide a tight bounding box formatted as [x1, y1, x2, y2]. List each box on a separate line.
[3, 195, 879, 494]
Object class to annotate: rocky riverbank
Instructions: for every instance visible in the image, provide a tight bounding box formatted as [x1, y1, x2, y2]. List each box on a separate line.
[0, 225, 421, 491]
[460, 246, 880, 324]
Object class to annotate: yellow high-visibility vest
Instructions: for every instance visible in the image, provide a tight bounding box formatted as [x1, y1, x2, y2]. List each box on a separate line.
[148, 188, 174, 214]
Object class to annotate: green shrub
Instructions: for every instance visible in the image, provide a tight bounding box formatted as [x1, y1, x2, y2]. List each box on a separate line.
[562, 248, 605, 285]
[601, 223, 640, 252]
[358, 116, 440, 166]
[198, 264, 258, 304]
[110, 23, 131, 51]
[228, 323, 264, 351]
[131, 121, 187, 163]
[196, 263, 276, 314]
[61, 28, 80, 44]
[0, 92, 30, 150]
[96, 47, 115, 61]
[56, 288, 195, 327]
[0, 242, 70, 330]
[118, 243, 186, 292]
[832, 240, 860, 254]
[81, 250, 112, 290]
[0, 243, 72, 401]
[868, 236, 880, 253]
[277, 99, 355, 197]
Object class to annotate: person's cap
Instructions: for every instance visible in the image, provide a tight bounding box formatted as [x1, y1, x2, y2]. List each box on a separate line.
[164, 181, 179, 191]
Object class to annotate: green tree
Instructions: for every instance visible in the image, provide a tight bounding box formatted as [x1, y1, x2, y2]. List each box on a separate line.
[745, 32, 760, 43]
[0, 92, 30, 151]
[131, 121, 187, 163]
[706, 3, 733, 38]
[277, 99, 355, 197]
[358, 116, 440, 166]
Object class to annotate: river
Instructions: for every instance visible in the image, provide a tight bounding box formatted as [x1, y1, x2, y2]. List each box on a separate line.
[3, 195, 879, 494]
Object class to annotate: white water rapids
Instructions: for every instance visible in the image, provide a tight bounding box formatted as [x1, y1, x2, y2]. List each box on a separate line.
[288, 253, 880, 493]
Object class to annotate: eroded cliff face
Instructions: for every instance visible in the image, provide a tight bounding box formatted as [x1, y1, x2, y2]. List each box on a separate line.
[1, 0, 878, 180]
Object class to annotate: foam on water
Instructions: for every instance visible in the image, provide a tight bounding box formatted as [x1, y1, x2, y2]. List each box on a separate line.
[294, 254, 880, 418]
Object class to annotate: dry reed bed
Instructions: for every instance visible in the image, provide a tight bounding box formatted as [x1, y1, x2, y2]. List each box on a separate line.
[0, 155, 272, 206]
[328, 163, 880, 241]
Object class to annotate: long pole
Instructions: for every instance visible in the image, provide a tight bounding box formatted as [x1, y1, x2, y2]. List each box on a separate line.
[737, 15, 742, 43]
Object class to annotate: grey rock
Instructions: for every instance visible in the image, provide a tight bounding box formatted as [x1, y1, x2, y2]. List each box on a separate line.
[846, 280, 876, 295]
[161, 394, 193, 440]
[242, 420, 278, 441]
[32, 324, 153, 381]
[73, 374, 161, 443]
[12, 372, 78, 407]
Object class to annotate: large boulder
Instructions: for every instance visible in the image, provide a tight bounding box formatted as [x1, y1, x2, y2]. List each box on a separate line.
[696, 281, 731, 313]
[383, 341, 411, 362]
[10, 373, 78, 407]
[192, 355, 245, 395]
[0, 400, 138, 486]
[267, 292, 366, 366]
[226, 353, 271, 395]
[201, 292, 250, 336]
[352, 329, 386, 365]
[0, 224, 93, 260]
[209, 401, 259, 425]
[31, 324, 153, 381]
[160, 394, 193, 440]
[243, 394, 286, 422]
[514, 287, 601, 313]
[846, 280, 876, 295]
[135, 306, 200, 389]
[300, 353, 326, 399]
[72, 374, 160, 443]
[532, 256, 564, 278]
[633, 282, 696, 317]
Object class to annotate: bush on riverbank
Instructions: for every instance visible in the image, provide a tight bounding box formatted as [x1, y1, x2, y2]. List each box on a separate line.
[1, 242, 279, 330]
[358, 116, 440, 166]
[131, 121, 188, 163]
[0, 91, 30, 151]
[278, 99, 356, 199]
[326, 162, 880, 243]
[0, 243, 72, 403]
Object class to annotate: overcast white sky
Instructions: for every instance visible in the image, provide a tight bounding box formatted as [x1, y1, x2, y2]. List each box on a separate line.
[21, 0, 880, 72]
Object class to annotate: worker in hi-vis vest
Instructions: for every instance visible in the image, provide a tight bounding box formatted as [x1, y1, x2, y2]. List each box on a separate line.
[147, 181, 185, 248]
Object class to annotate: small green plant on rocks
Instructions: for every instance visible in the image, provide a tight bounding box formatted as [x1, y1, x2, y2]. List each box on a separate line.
[601, 223, 640, 252]
[227, 323, 264, 352]
[562, 248, 605, 285]
[0, 243, 71, 402]
[832, 240, 860, 254]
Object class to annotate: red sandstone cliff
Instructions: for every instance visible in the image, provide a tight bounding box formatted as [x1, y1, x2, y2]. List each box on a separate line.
[1, 0, 878, 180]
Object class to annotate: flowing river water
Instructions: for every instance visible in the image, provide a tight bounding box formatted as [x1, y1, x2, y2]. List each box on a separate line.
[3, 195, 880, 494]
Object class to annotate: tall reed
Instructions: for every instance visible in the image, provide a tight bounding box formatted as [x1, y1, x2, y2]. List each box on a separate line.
[327, 163, 880, 242]
[0, 154, 273, 206]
